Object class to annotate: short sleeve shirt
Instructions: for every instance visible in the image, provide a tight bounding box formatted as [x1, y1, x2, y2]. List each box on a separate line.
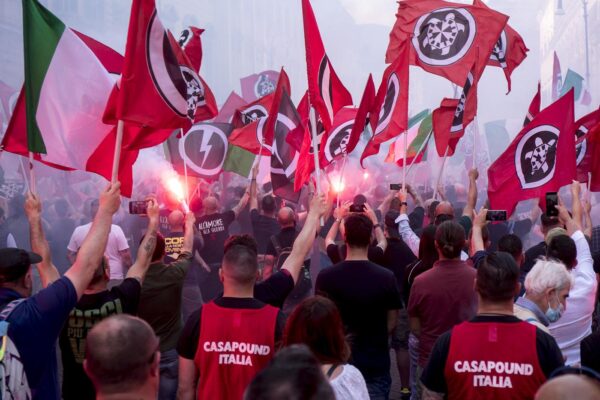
[67, 223, 130, 279]
[0, 277, 78, 399]
[197, 211, 236, 264]
[59, 279, 141, 399]
[315, 260, 402, 379]
[249, 209, 280, 254]
[326, 244, 385, 265]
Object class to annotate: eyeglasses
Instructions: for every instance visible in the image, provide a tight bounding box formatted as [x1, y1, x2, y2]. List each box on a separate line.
[550, 365, 600, 384]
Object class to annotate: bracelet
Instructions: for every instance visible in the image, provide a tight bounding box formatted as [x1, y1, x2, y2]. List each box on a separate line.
[373, 223, 381, 229]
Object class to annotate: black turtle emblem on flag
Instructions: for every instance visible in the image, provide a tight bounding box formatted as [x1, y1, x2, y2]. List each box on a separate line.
[374, 72, 400, 137]
[575, 126, 588, 166]
[180, 123, 229, 178]
[147, 11, 205, 121]
[490, 30, 508, 67]
[324, 120, 354, 163]
[413, 8, 476, 66]
[515, 125, 559, 189]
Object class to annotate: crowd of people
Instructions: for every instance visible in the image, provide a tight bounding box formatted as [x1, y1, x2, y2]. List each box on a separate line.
[0, 165, 600, 400]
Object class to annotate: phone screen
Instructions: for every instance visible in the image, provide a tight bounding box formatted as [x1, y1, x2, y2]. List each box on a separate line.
[545, 192, 558, 217]
[486, 210, 507, 221]
[129, 201, 148, 215]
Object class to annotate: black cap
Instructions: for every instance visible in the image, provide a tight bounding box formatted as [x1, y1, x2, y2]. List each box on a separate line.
[0, 248, 42, 282]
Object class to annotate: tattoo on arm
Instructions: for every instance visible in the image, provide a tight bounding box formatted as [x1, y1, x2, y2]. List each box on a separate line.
[144, 234, 157, 254]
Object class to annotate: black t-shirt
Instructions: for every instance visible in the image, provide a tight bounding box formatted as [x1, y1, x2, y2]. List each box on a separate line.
[265, 227, 298, 257]
[159, 208, 172, 234]
[381, 237, 417, 293]
[250, 209, 280, 254]
[522, 242, 547, 279]
[326, 243, 385, 265]
[197, 210, 235, 264]
[315, 260, 403, 379]
[254, 270, 295, 309]
[581, 331, 600, 373]
[177, 297, 286, 359]
[402, 259, 435, 306]
[59, 279, 141, 400]
[421, 315, 565, 394]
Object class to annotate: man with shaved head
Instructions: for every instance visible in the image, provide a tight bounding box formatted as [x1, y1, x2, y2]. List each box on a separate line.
[535, 374, 600, 400]
[177, 195, 329, 400]
[397, 169, 479, 259]
[196, 190, 249, 301]
[263, 206, 311, 313]
[84, 314, 160, 399]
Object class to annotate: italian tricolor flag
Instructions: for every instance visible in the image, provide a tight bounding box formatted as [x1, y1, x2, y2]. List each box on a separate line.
[22, 0, 115, 170]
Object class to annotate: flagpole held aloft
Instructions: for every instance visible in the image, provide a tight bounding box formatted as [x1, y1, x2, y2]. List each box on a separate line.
[181, 129, 190, 205]
[19, 156, 31, 194]
[309, 106, 324, 226]
[402, 130, 408, 190]
[337, 153, 348, 209]
[28, 152, 36, 194]
[111, 120, 125, 183]
[406, 129, 433, 178]
[433, 146, 449, 200]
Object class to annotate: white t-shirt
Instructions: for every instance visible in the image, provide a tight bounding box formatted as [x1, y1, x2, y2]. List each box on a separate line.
[67, 223, 130, 279]
[549, 230, 598, 365]
[329, 364, 369, 400]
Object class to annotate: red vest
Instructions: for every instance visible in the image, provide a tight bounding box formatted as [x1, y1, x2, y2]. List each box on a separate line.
[194, 301, 278, 400]
[444, 321, 547, 400]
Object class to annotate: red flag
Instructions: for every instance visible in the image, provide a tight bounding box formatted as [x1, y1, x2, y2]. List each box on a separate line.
[361, 45, 410, 166]
[588, 123, 600, 191]
[214, 91, 247, 124]
[302, 0, 352, 130]
[386, 0, 508, 86]
[574, 108, 600, 183]
[287, 92, 310, 152]
[177, 26, 204, 72]
[488, 90, 576, 215]
[111, 0, 217, 130]
[552, 51, 562, 102]
[473, 0, 528, 93]
[86, 125, 138, 197]
[320, 107, 358, 167]
[432, 64, 478, 157]
[294, 93, 314, 192]
[240, 70, 279, 103]
[523, 82, 541, 127]
[347, 75, 376, 156]
[229, 68, 290, 155]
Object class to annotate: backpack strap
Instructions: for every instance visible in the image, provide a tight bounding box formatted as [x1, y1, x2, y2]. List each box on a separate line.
[0, 299, 26, 322]
[270, 235, 282, 256]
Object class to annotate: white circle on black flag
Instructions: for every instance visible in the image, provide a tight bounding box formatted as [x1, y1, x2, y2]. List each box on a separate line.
[412, 8, 476, 66]
[324, 120, 354, 163]
[179, 124, 228, 177]
[515, 125, 559, 189]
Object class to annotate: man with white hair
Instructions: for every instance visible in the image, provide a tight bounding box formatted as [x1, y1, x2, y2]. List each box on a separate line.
[514, 259, 573, 334]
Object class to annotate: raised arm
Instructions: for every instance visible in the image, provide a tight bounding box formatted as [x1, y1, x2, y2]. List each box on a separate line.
[281, 194, 328, 284]
[377, 190, 397, 216]
[366, 202, 387, 251]
[582, 198, 592, 238]
[570, 181, 583, 231]
[25, 192, 60, 288]
[126, 199, 159, 283]
[65, 183, 121, 299]
[463, 168, 479, 218]
[470, 208, 488, 256]
[232, 189, 250, 218]
[180, 211, 197, 255]
[398, 189, 421, 256]
[325, 202, 349, 247]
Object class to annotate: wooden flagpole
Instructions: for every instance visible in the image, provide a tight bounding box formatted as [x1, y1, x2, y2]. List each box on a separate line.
[309, 106, 324, 225]
[19, 156, 31, 193]
[402, 130, 408, 190]
[472, 116, 478, 170]
[433, 146, 449, 200]
[110, 120, 125, 183]
[180, 129, 190, 205]
[337, 153, 348, 208]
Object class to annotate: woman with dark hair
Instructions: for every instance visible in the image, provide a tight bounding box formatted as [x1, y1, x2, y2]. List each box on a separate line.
[283, 296, 369, 400]
[402, 224, 438, 400]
